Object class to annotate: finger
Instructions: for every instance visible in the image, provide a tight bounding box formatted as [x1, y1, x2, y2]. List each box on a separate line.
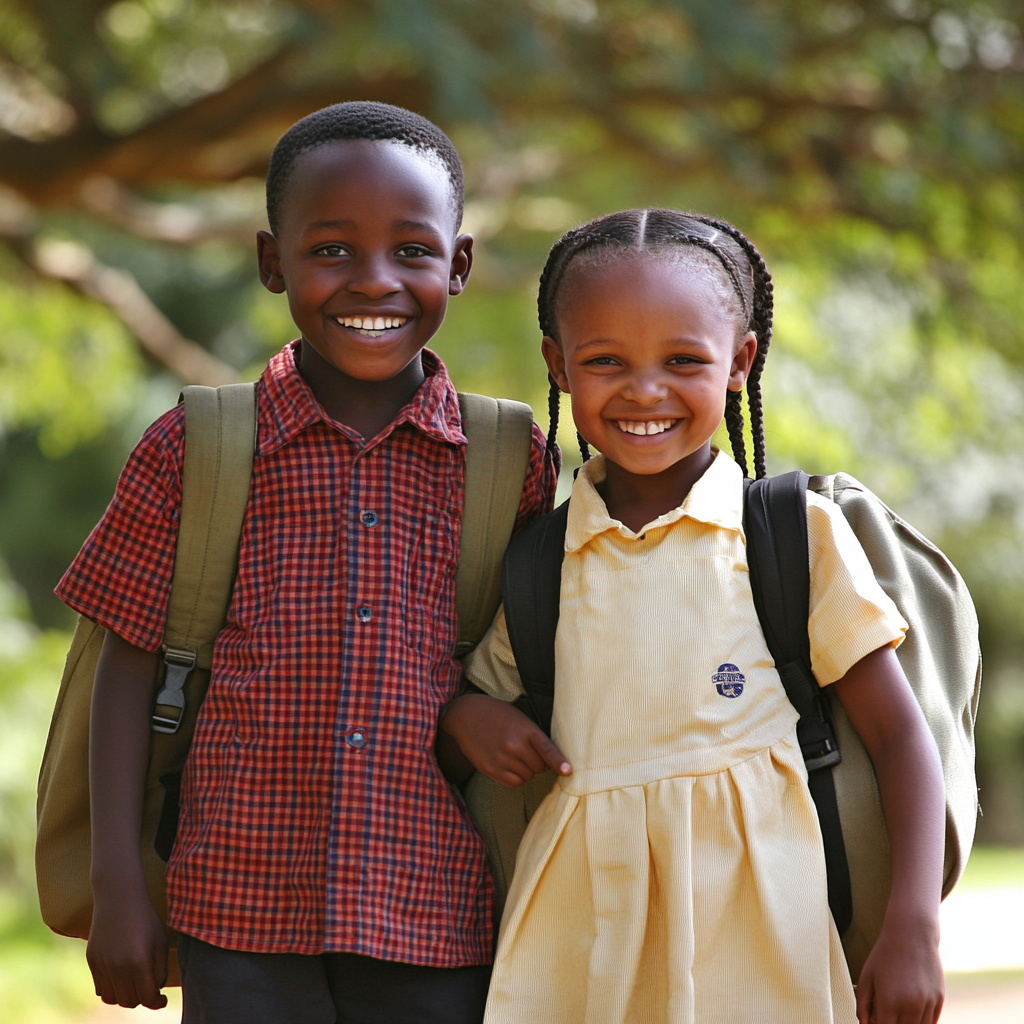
[855, 974, 873, 1024]
[111, 972, 142, 1009]
[507, 741, 549, 776]
[140, 985, 169, 1011]
[528, 731, 572, 775]
[916, 997, 940, 1024]
[484, 761, 535, 787]
[87, 957, 110, 1003]
[139, 962, 168, 1011]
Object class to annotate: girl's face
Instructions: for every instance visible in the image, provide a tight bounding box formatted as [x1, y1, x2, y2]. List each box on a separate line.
[543, 255, 757, 477]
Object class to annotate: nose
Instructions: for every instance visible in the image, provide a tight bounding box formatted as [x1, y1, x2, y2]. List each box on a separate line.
[622, 367, 670, 406]
[346, 252, 401, 299]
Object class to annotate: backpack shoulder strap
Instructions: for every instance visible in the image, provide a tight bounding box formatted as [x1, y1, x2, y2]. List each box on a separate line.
[455, 393, 535, 657]
[743, 471, 813, 678]
[152, 382, 256, 733]
[744, 469, 853, 934]
[501, 499, 570, 734]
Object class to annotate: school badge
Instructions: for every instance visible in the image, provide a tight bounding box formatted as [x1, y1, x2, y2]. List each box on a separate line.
[713, 663, 745, 698]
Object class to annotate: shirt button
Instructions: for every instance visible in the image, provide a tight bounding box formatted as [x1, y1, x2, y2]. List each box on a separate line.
[344, 729, 368, 749]
[360, 510, 379, 528]
[356, 605, 372, 622]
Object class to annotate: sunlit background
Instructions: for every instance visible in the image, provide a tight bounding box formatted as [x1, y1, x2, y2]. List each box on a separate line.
[1, 0, 1023, 1020]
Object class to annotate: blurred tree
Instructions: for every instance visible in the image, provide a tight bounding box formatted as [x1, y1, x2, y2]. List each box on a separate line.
[0, 0, 1023, 840]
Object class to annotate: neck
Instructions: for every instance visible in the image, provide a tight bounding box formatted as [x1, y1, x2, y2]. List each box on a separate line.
[296, 338, 427, 440]
[597, 443, 715, 534]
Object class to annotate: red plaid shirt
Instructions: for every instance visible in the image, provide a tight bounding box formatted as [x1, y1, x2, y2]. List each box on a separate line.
[57, 342, 557, 964]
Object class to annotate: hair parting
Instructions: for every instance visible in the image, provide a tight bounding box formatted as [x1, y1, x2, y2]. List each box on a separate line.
[538, 208, 773, 478]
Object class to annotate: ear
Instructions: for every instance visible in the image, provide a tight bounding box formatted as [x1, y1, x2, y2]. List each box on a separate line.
[257, 230, 286, 294]
[728, 331, 758, 392]
[449, 234, 474, 295]
[541, 336, 569, 392]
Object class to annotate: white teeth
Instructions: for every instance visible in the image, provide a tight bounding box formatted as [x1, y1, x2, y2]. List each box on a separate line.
[336, 316, 408, 332]
[616, 419, 676, 436]
[335, 315, 407, 331]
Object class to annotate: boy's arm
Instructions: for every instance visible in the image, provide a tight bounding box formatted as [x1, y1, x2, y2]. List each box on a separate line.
[438, 691, 571, 787]
[831, 645, 945, 1024]
[87, 629, 168, 1010]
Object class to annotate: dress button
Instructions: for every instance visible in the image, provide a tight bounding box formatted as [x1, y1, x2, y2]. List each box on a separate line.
[344, 729, 368, 749]
[356, 605, 372, 622]
[360, 510, 379, 528]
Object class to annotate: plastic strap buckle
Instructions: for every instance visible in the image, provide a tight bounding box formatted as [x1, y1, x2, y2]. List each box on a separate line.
[151, 648, 196, 734]
[803, 720, 843, 773]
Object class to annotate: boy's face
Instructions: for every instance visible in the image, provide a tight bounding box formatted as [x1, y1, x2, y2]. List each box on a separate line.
[257, 139, 472, 382]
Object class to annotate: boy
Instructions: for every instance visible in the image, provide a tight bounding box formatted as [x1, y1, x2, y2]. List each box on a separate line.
[56, 102, 558, 1024]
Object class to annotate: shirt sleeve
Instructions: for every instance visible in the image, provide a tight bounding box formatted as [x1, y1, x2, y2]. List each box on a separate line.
[807, 490, 908, 686]
[512, 423, 560, 535]
[54, 403, 185, 651]
[462, 604, 526, 702]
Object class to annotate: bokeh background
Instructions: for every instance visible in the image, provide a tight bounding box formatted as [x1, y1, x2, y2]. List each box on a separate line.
[1, 0, 1023, 1019]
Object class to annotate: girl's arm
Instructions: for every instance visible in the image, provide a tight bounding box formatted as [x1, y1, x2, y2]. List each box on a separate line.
[831, 644, 945, 1024]
[88, 630, 169, 1010]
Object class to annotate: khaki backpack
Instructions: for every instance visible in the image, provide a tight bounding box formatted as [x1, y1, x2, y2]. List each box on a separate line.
[35, 383, 535, 986]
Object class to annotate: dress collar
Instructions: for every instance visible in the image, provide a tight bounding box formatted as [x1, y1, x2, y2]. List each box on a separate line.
[257, 341, 465, 455]
[564, 448, 745, 553]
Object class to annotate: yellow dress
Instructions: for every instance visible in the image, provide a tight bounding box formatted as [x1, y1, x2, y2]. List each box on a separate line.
[463, 451, 907, 1024]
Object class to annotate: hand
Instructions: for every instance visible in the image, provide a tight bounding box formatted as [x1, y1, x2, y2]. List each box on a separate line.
[440, 693, 572, 787]
[86, 881, 169, 1009]
[855, 913, 943, 1024]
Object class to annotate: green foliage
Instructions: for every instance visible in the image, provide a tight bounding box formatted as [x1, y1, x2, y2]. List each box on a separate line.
[0, 256, 140, 457]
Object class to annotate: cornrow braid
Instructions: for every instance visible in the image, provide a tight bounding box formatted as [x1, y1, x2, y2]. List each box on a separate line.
[537, 208, 773, 477]
[577, 432, 592, 463]
[545, 375, 561, 457]
[724, 389, 748, 479]
[697, 215, 774, 480]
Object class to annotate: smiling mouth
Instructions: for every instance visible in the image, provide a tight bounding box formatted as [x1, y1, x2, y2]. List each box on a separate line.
[334, 316, 409, 338]
[615, 419, 678, 436]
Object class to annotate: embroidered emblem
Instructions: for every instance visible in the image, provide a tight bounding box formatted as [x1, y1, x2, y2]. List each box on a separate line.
[714, 663, 746, 698]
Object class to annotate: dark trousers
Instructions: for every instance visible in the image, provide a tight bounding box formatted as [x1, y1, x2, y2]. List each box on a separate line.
[177, 933, 492, 1024]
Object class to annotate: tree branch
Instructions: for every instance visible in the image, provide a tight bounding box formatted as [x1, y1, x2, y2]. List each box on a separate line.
[31, 239, 239, 386]
[0, 41, 429, 203]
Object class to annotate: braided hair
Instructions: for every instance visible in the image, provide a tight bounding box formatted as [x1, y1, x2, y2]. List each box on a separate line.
[266, 101, 465, 235]
[538, 208, 773, 478]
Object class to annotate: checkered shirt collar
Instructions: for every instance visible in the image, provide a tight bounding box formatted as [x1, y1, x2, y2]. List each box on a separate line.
[257, 340, 466, 455]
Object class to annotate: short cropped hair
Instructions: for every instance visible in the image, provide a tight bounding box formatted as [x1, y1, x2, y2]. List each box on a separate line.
[266, 101, 465, 235]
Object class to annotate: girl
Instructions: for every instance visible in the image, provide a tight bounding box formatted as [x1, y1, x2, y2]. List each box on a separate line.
[438, 210, 946, 1024]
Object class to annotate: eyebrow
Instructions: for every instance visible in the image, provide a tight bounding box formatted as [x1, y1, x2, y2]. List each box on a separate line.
[303, 219, 355, 233]
[575, 336, 714, 351]
[302, 218, 442, 235]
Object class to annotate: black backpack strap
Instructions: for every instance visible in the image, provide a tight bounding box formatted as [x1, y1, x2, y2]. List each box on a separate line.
[500, 500, 570, 735]
[744, 471, 853, 935]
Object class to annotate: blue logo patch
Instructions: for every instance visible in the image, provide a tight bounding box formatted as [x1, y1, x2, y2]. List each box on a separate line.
[713, 663, 745, 698]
